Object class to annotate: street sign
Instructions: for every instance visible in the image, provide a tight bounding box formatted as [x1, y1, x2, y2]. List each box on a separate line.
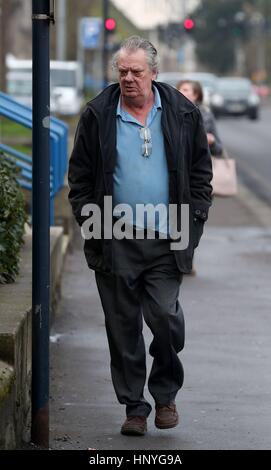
[80, 17, 103, 49]
[177, 48, 185, 64]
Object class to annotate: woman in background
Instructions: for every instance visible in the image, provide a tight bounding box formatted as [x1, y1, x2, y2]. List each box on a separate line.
[177, 80, 223, 275]
[177, 79, 223, 157]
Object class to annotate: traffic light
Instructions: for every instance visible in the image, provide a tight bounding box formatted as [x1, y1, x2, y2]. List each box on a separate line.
[158, 23, 182, 46]
[104, 17, 117, 33]
[183, 18, 195, 32]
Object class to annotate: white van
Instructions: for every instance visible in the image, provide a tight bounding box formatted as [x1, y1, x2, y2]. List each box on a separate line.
[6, 56, 84, 115]
[6, 69, 32, 108]
[50, 61, 84, 115]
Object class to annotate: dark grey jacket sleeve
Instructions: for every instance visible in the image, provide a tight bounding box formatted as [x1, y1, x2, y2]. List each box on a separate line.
[201, 107, 223, 156]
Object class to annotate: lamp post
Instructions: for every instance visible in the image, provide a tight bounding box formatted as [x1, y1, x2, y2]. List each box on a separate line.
[31, 0, 53, 448]
[102, 0, 109, 88]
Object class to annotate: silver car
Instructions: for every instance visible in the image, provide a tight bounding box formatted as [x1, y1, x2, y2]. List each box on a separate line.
[210, 77, 260, 120]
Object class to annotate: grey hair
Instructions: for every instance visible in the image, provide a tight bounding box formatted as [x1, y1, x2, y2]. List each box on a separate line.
[112, 35, 159, 73]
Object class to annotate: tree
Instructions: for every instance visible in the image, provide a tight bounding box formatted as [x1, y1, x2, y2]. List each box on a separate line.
[0, 0, 24, 92]
[192, 0, 257, 74]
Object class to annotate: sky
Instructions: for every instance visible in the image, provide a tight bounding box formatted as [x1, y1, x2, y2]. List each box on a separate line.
[111, 0, 200, 29]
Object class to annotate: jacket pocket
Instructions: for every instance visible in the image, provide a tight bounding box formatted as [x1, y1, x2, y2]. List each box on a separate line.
[84, 238, 105, 271]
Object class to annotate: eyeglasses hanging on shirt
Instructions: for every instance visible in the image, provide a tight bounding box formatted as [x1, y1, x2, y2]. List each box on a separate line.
[139, 127, 152, 158]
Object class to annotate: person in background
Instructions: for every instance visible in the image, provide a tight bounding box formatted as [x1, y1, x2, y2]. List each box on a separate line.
[177, 79, 223, 157]
[177, 79, 222, 275]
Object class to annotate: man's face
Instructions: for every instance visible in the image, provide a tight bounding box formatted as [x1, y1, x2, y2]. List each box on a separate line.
[117, 49, 156, 101]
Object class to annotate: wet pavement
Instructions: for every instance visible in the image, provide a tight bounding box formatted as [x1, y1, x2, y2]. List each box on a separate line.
[49, 192, 271, 450]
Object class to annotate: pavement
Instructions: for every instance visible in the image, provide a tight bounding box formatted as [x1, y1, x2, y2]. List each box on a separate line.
[49, 186, 271, 450]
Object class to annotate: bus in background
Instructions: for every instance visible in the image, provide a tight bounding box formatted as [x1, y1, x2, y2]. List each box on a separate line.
[6, 55, 84, 116]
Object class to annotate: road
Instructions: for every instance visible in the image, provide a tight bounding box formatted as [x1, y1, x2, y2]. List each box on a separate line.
[216, 102, 271, 206]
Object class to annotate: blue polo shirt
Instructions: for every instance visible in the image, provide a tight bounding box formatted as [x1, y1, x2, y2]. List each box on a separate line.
[113, 86, 169, 233]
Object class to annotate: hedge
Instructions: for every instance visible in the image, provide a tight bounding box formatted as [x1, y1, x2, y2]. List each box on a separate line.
[0, 152, 27, 284]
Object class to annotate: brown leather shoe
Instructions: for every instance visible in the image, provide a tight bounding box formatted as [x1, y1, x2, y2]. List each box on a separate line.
[121, 416, 147, 436]
[155, 403, 179, 429]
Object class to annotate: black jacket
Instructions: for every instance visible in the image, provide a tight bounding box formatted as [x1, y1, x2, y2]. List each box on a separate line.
[68, 82, 213, 273]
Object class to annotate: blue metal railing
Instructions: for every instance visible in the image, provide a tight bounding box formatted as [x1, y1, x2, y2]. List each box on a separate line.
[0, 91, 69, 224]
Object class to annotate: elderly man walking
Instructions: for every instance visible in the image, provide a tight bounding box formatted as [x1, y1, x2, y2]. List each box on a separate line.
[68, 36, 212, 436]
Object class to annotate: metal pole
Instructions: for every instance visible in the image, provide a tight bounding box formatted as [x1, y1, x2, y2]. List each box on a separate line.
[103, 0, 109, 88]
[56, 0, 66, 60]
[31, 0, 51, 448]
[183, 0, 187, 19]
[77, 18, 84, 79]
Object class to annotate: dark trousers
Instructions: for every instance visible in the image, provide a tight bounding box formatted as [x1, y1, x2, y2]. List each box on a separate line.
[95, 236, 185, 417]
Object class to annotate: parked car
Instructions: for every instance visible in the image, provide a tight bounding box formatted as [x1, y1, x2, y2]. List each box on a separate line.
[157, 71, 218, 106]
[210, 77, 260, 120]
[6, 56, 84, 115]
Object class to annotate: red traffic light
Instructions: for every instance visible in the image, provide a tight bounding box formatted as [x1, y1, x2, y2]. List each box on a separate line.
[105, 18, 116, 31]
[184, 18, 195, 30]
